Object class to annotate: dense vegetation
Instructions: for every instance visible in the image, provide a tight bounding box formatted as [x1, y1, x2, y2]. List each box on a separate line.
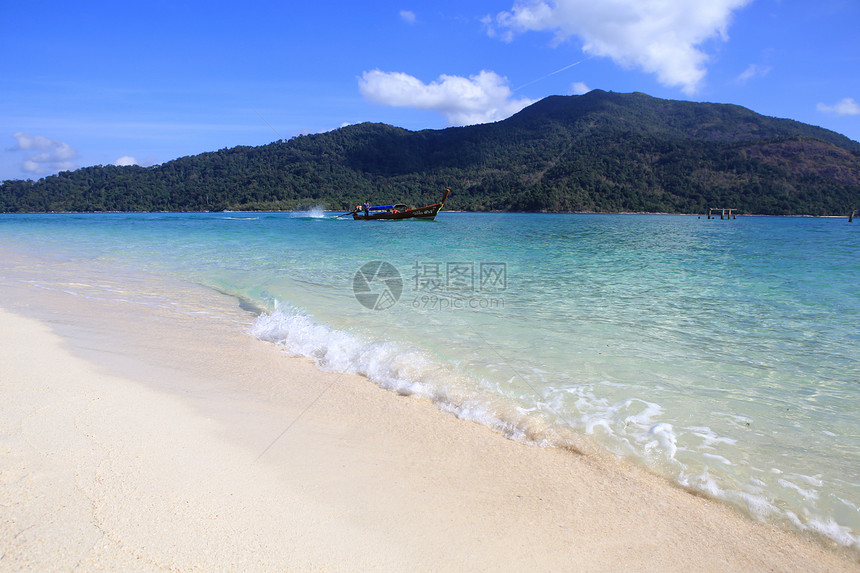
[2, 90, 859, 215]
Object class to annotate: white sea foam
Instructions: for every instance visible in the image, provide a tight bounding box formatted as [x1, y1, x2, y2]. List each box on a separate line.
[685, 426, 738, 448]
[806, 519, 859, 548]
[701, 453, 733, 466]
[778, 479, 820, 501]
[249, 303, 559, 445]
[286, 206, 327, 218]
[647, 422, 678, 460]
[250, 304, 860, 553]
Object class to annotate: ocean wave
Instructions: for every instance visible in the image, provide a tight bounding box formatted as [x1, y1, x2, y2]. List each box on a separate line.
[249, 303, 574, 447]
[249, 302, 859, 554]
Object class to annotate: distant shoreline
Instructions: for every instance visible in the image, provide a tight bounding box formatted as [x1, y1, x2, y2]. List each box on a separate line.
[1, 209, 856, 218]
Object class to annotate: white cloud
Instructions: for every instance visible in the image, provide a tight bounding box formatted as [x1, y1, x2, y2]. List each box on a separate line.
[570, 81, 590, 95]
[10, 133, 56, 151]
[358, 69, 537, 126]
[11, 132, 78, 174]
[817, 97, 860, 116]
[736, 63, 771, 84]
[400, 10, 416, 24]
[114, 155, 138, 166]
[490, 0, 752, 94]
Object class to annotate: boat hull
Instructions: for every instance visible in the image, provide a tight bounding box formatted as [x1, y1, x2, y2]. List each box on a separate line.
[352, 189, 449, 221]
[352, 203, 443, 220]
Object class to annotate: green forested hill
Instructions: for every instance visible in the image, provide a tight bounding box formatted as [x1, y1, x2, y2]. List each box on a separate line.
[2, 90, 859, 214]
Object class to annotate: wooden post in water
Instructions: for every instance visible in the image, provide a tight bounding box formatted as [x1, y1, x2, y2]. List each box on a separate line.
[707, 208, 737, 220]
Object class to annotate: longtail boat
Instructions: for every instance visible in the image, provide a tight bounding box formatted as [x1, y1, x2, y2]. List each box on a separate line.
[350, 189, 449, 220]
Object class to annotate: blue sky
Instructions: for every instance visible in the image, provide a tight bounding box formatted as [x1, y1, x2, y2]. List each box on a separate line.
[2, 0, 858, 182]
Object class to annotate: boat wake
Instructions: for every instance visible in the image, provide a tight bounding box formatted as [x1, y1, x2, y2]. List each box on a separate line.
[286, 206, 327, 219]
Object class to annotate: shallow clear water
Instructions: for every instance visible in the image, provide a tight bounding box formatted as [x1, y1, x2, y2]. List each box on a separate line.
[2, 211, 858, 549]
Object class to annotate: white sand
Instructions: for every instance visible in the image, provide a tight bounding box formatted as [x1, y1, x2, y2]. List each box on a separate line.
[0, 255, 857, 571]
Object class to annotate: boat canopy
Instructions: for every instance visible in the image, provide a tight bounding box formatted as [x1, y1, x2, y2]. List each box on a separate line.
[368, 204, 408, 211]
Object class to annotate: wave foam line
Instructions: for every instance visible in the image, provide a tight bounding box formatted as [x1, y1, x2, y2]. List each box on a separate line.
[250, 304, 860, 554]
[249, 303, 567, 447]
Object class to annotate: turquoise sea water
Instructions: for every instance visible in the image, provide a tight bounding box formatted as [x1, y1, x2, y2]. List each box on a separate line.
[1, 211, 858, 551]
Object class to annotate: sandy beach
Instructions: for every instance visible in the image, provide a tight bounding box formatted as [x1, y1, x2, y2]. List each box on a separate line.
[1, 252, 857, 571]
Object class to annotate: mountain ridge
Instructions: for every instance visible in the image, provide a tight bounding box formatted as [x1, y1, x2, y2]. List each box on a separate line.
[2, 90, 859, 214]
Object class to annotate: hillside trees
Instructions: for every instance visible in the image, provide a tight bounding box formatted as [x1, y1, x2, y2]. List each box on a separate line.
[2, 91, 858, 214]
